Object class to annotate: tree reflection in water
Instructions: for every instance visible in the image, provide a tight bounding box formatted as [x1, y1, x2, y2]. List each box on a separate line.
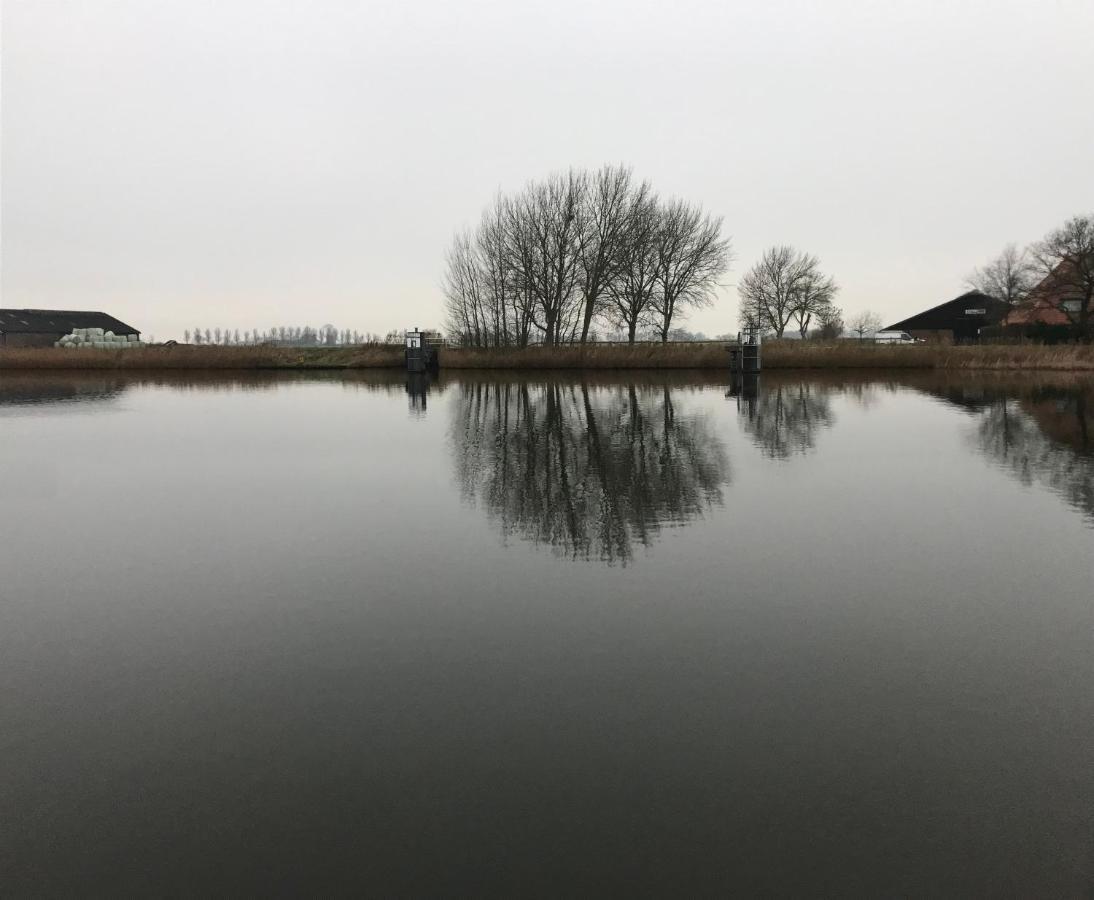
[736, 380, 836, 458]
[975, 385, 1093, 523]
[449, 379, 729, 563]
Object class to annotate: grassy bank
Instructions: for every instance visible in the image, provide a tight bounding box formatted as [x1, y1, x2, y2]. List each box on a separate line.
[2, 341, 1093, 371]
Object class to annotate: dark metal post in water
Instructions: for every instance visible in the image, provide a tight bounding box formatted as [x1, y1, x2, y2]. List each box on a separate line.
[405, 327, 438, 373]
[725, 327, 762, 373]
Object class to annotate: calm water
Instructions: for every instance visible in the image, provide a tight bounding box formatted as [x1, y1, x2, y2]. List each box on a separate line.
[2, 369, 1092, 895]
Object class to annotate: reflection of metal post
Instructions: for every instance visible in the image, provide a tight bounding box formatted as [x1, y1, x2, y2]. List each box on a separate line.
[727, 371, 761, 419]
[406, 372, 432, 414]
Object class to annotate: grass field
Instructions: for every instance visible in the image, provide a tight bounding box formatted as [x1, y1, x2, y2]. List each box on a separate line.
[2, 340, 1093, 371]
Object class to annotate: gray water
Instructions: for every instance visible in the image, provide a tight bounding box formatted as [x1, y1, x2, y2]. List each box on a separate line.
[2, 369, 1092, 895]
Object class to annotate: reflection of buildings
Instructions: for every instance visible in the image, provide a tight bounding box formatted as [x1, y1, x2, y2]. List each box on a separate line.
[0, 374, 130, 407]
[913, 378, 1094, 523]
[975, 387, 1093, 522]
[449, 379, 729, 563]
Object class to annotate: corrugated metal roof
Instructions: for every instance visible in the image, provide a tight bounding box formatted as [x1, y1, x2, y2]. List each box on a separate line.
[0, 309, 140, 335]
[885, 292, 1007, 332]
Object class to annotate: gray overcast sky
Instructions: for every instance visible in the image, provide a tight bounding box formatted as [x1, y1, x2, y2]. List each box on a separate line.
[2, 0, 1092, 340]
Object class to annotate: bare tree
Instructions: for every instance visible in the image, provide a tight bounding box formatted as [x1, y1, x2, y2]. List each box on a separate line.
[577, 165, 640, 342]
[443, 229, 488, 346]
[738, 246, 835, 338]
[814, 303, 844, 339]
[523, 170, 587, 344]
[1029, 213, 1094, 339]
[606, 190, 661, 342]
[849, 310, 882, 340]
[788, 256, 838, 337]
[967, 243, 1035, 306]
[443, 165, 732, 347]
[738, 246, 799, 336]
[649, 199, 732, 342]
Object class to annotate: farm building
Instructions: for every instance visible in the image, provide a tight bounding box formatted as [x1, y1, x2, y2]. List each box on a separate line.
[0, 309, 140, 348]
[884, 291, 1008, 343]
[1003, 260, 1092, 340]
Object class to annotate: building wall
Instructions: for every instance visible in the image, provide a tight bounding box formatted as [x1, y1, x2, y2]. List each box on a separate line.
[907, 329, 954, 344]
[0, 332, 64, 348]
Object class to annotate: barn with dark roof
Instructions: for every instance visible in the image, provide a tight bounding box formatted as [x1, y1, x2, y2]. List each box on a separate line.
[885, 291, 1008, 343]
[0, 310, 140, 348]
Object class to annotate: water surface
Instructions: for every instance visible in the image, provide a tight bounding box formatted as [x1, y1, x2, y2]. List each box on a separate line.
[2, 369, 1092, 894]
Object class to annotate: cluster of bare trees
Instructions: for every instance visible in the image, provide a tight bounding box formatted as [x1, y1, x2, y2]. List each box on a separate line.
[969, 212, 1094, 337]
[737, 246, 840, 338]
[184, 326, 381, 346]
[443, 166, 732, 346]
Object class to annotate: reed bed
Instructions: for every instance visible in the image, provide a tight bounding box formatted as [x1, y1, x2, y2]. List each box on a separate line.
[440, 341, 1094, 370]
[1, 340, 1092, 371]
[762, 341, 1094, 370]
[0, 344, 404, 370]
[441, 343, 729, 369]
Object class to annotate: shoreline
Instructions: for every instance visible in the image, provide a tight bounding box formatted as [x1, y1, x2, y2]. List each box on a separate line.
[1, 342, 1093, 371]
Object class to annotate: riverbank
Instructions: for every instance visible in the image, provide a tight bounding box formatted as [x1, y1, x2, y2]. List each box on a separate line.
[1, 341, 1093, 371]
[0, 345, 404, 369]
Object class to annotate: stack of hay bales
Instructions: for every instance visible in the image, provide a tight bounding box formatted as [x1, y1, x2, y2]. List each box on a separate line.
[55, 328, 147, 350]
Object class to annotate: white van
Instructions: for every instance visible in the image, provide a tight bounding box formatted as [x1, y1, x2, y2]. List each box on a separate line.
[874, 330, 921, 344]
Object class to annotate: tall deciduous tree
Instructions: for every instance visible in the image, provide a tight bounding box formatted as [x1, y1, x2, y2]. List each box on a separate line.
[738, 246, 837, 338]
[967, 243, 1035, 306]
[606, 190, 661, 343]
[443, 165, 731, 347]
[788, 257, 838, 338]
[650, 199, 732, 342]
[848, 310, 882, 340]
[578, 165, 640, 343]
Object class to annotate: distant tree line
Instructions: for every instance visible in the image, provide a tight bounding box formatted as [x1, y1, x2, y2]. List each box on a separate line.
[183, 325, 385, 346]
[443, 165, 732, 346]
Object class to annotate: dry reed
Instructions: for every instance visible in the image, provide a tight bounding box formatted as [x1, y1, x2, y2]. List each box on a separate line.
[2, 340, 1092, 371]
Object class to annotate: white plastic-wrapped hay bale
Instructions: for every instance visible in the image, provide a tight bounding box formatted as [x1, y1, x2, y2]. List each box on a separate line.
[104, 331, 115, 340]
[127, 334, 139, 342]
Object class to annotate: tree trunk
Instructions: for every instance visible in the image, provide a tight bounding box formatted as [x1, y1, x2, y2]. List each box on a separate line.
[580, 295, 596, 343]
